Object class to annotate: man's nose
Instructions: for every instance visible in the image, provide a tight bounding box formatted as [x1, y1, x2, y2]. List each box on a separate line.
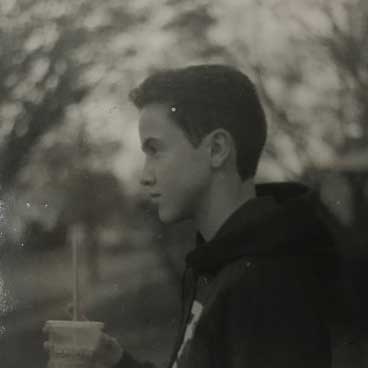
[140, 163, 156, 187]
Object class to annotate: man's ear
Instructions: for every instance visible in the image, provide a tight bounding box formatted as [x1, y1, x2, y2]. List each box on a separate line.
[206, 129, 233, 168]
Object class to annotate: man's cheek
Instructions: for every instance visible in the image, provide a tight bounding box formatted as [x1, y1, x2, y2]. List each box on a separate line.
[159, 164, 175, 184]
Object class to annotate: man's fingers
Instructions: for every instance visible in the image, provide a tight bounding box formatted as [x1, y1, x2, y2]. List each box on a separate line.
[101, 333, 115, 346]
[92, 333, 123, 364]
[43, 341, 52, 351]
[95, 333, 114, 351]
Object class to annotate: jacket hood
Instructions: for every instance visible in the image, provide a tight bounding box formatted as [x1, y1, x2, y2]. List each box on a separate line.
[186, 182, 338, 275]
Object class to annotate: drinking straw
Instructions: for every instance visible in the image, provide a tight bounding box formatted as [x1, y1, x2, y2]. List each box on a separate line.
[72, 225, 81, 321]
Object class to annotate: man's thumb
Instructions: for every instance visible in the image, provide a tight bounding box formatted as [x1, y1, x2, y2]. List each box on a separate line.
[66, 303, 88, 321]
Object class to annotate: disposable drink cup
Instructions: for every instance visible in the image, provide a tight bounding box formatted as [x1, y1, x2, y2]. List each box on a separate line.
[44, 320, 104, 368]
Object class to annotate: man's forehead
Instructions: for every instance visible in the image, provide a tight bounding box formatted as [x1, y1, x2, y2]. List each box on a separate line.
[140, 103, 171, 120]
[138, 103, 174, 136]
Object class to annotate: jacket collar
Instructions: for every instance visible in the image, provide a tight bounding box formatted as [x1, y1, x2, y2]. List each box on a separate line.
[194, 195, 277, 246]
[186, 182, 335, 275]
[186, 195, 279, 274]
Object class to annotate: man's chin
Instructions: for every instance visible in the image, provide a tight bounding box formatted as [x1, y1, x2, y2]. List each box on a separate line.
[158, 213, 178, 224]
[158, 208, 187, 225]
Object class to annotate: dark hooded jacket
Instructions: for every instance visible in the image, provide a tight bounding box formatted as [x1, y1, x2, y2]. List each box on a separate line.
[117, 182, 341, 368]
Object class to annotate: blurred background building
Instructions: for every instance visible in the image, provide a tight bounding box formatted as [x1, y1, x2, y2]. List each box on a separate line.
[0, 0, 367, 367]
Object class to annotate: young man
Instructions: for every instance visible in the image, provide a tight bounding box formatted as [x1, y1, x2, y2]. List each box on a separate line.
[86, 65, 339, 367]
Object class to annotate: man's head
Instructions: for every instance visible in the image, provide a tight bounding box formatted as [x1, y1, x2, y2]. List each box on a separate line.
[130, 64, 267, 181]
[130, 64, 267, 224]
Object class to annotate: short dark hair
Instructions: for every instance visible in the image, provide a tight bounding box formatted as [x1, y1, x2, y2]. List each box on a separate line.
[129, 64, 267, 180]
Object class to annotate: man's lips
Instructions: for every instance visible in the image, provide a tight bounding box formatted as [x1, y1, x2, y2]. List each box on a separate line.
[149, 193, 161, 200]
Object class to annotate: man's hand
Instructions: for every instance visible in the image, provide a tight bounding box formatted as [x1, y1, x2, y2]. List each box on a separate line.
[91, 332, 124, 368]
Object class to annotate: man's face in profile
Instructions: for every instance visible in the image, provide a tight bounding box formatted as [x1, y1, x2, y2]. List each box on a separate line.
[138, 103, 211, 224]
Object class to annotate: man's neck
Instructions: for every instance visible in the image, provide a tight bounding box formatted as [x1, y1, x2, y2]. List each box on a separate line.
[195, 176, 256, 242]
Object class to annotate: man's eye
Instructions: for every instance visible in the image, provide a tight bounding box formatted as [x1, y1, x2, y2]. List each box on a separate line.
[146, 145, 159, 156]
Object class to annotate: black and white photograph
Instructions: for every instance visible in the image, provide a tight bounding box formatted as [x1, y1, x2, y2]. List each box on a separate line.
[0, 1, 367, 367]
